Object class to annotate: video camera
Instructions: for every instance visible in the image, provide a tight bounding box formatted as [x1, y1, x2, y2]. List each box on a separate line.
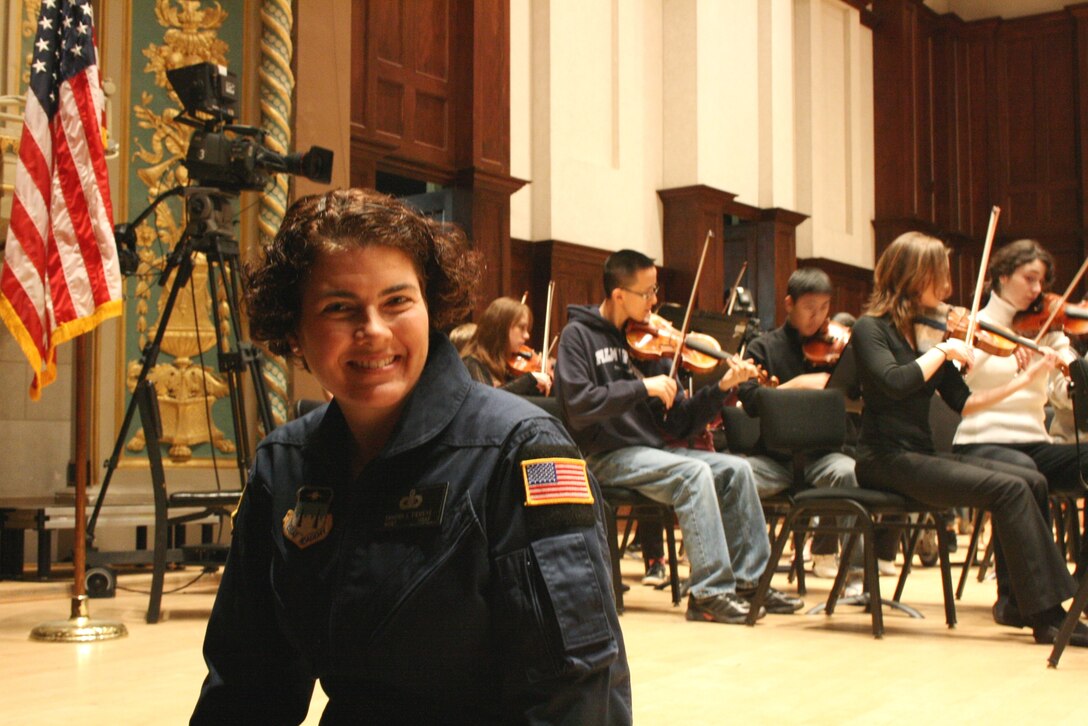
[166, 62, 333, 193]
[115, 63, 335, 275]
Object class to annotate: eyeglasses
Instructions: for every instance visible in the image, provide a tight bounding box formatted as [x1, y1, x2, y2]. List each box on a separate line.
[621, 285, 659, 301]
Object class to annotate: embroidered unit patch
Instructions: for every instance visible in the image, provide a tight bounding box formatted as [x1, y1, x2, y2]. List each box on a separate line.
[521, 457, 593, 506]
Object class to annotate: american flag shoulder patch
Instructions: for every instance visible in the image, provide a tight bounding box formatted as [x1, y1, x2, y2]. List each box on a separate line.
[520, 457, 594, 506]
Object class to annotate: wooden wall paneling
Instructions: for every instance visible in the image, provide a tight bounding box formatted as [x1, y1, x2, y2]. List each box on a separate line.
[912, 6, 937, 226]
[533, 241, 610, 339]
[1073, 6, 1088, 237]
[931, 16, 959, 234]
[958, 20, 999, 240]
[657, 186, 735, 313]
[873, 0, 920, 229]
[756, 209, 807, 327]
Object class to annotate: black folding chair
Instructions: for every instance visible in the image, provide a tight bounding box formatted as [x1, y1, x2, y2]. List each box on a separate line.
[745, 389, 957, 638]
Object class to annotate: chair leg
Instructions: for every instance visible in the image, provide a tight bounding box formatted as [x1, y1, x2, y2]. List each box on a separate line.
[747, 508, 798, 626]
[1049, 569, 1088, 668]
[935, 523, 957, 628]
[826, 530, 860, 617]
[977, 529, 995, 582]
[665, 520, 681, 606]
[893, 528, 921, 603]
[956, 509, 985, 600]
[793, 530, 807, 596]
[861, 517, 884, 639]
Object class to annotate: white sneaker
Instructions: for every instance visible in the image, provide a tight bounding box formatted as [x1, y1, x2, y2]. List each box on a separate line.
[812, 553, 839, 579]
[877, 559, 898, 576]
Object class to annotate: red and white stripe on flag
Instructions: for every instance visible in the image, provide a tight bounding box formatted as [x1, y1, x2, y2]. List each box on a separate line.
[0, 0, 121, 399]
[521, 458, 594, 506]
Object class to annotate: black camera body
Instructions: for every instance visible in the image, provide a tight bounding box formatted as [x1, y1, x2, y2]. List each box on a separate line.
[167, 62, 333, 192]
[185, 126, 333, 193]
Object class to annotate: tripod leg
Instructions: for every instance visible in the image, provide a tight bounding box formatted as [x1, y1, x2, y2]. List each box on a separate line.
[137, 381, 169, 624]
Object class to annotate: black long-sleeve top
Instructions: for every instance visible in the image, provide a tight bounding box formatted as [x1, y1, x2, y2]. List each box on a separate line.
[462, 354, 541, 396]
[852, 314, 970, 458]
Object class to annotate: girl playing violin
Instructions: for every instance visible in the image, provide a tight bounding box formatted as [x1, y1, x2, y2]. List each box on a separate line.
[852, 231, 1087, 648]
[461, 297, 553, 395]
[950, 239, 1088, 624]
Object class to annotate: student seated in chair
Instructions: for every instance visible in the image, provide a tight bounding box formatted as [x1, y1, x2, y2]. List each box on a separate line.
[461, 296, 552, 395]
[554, 249, 803, 624]
[739, 268, 899, 579]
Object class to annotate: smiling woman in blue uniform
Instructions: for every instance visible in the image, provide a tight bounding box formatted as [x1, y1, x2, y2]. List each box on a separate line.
[191, 188, 631, 724]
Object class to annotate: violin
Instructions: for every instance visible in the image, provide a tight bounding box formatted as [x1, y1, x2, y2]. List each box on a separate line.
[803, 320, 851, 366]
[915, 304, 1069, 376]
[1012, 292, 1088, 337]
[627, 314, 776, 385]
[507, 344, 544, 375]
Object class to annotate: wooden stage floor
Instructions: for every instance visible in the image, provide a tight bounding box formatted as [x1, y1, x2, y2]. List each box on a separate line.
[1, 538, 1086, 724]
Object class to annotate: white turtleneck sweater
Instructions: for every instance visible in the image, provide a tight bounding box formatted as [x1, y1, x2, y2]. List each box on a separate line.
[952, 293, 1074, 445]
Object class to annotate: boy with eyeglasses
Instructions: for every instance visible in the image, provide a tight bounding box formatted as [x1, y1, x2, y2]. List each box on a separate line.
[554, 249, 803, 623]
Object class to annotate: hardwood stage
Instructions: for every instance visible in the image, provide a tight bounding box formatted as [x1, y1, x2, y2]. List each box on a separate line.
[2, 539, 1086, 724]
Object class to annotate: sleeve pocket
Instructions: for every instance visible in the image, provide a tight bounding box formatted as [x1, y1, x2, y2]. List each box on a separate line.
[530, 532, 612, 651]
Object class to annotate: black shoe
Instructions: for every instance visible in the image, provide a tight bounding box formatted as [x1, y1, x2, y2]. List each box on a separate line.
[685, 592, 764, 624]
[641, 560, 667, 587]
[1032, 620, 1088, 648]
[738, 586, 804, 614]
[992, 598, 1027, 629]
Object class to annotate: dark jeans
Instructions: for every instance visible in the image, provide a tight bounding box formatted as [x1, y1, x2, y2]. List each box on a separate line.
[953, 440, 1088, 572]
[857, 450, 1076, 616]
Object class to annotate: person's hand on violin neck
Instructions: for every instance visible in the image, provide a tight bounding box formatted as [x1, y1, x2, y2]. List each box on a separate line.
[718, 356, 762, 392]
[643, 374, 678, 409]
[1017, 344, 1061, 379]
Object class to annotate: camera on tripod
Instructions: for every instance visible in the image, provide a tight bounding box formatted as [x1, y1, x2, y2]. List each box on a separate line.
[115, 62, 334, 275]
[168, 62, 333, 192]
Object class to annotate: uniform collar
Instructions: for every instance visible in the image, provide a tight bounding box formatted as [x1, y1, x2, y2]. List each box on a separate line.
[309, 332, 473, 463]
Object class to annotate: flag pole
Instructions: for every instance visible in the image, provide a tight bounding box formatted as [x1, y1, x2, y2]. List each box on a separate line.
[30, 334, 127, 642]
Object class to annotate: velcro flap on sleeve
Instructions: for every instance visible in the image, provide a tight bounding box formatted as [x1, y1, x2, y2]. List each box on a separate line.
[530, 533, 611, 651]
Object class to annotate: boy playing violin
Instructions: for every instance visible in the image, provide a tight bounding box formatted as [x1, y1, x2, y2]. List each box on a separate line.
[555, 249, 803, 623]
[738, 267, 899, 579]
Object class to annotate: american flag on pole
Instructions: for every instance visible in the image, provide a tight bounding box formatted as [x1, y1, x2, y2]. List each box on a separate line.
[521, 458, 594, 506]
[0, 0, 121, 400]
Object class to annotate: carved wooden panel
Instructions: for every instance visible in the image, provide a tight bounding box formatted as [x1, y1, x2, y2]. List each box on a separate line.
[873, 0, 1088, 296]
[355, 0, 453, 170]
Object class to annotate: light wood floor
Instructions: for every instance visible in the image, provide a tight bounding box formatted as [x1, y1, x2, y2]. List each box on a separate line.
[2, 538, 1087, 725]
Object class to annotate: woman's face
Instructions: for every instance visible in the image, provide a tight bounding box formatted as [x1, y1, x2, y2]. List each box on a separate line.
[508, 310, 531, 355]
[998, 259, 1047, 312]
[290, 244, 429, 423]
[919, 271, 951, 309]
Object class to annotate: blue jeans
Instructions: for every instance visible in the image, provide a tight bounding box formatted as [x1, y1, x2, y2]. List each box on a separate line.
[586, 446, 769, 599]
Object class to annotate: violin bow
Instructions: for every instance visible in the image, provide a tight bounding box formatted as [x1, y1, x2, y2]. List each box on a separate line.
[1031, 257, 1088, 345]
[964, 206, 1001, 351]
[723, 261, 748, 315]
[669, 230, 714, 381]
[540, 280, 556, 376]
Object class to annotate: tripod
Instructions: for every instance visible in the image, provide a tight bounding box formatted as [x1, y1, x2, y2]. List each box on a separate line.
[87, 186, 275, 564]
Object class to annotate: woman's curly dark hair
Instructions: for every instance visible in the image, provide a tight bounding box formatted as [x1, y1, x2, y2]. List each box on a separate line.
[245, 188, 480, 358]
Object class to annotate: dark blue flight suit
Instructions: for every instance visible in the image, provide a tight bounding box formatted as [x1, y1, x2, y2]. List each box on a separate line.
[192, 334, 631, 724]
